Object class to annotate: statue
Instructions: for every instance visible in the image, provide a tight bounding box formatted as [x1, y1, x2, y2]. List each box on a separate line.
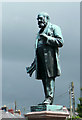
[26, 12, 64, 105]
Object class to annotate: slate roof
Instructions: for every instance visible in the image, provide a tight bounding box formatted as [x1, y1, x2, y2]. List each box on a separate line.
[0, 110, 24, 118]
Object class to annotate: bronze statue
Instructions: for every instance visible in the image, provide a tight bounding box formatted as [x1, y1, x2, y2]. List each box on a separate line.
[26, 12, 64, 105]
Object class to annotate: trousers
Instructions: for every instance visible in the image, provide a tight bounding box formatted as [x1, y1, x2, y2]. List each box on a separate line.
[42, 77, 55, 104]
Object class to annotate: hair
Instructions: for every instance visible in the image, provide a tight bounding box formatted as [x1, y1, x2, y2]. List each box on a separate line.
[37, 12, 50, 21]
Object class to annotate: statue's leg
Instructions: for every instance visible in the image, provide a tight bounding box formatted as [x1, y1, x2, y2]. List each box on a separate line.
[42, 78, 55, 105]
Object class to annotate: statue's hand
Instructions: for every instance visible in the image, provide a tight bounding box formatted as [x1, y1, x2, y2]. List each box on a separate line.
[26, 67, 30, 73]
[40, 33, 55, 41]
[40, 33, 47, 40]
[40, 33, 47, 37]
[26, 67, 32, 77]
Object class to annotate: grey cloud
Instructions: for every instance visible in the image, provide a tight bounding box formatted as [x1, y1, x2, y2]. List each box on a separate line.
[2, 2, 80, 111]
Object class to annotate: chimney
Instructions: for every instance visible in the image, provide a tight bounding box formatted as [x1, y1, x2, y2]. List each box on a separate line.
[8, 108, 14, 114]
[15, 109, 21, 115]
[1, 105, 8, 112]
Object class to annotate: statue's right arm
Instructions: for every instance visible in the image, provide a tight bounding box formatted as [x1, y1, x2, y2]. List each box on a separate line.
[26, 58, 36, 77]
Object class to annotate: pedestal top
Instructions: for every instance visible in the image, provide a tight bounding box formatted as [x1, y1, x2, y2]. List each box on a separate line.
[24, 111, 70, 119]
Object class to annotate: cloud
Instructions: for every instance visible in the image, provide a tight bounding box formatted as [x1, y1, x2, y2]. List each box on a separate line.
[2, 2, 80, 110]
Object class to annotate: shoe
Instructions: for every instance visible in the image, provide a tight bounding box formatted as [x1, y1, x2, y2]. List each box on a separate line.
[38, 97, 53, 105]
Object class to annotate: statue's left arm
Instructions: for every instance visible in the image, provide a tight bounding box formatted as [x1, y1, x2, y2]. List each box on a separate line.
[40, 25, 64, 48]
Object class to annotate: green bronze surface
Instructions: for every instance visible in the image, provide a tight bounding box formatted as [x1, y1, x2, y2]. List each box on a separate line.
[31, 105, 63, 112]
[26, 12, 64, 105]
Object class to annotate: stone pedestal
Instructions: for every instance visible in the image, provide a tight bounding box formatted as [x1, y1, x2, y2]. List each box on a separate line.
[24, 111, 70, 120]
[24, 105, 70, 120]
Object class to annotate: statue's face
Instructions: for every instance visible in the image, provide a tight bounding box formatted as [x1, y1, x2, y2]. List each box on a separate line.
[37, 15, 48, 29]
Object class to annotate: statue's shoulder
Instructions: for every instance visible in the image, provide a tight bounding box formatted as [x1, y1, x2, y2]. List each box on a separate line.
[50, 23, 61, 30]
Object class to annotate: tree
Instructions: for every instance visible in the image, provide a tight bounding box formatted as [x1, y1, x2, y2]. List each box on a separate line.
[77, 88, 82, 117]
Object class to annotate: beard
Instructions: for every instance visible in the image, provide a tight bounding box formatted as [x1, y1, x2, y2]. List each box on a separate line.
[38, 23, 45, 28]
[38, 22, 47, 28]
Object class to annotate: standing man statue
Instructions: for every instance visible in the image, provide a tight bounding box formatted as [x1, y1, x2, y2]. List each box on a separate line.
[26, 12, 64, 105]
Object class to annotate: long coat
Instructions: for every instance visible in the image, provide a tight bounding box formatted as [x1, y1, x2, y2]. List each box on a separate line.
[34, 22, 64, 79]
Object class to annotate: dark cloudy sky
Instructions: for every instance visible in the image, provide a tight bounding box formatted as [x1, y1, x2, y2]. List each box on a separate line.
[2, 2, 80, 113]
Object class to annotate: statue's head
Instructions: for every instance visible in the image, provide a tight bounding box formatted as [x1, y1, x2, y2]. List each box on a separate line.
[37, 12, 50, 29]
